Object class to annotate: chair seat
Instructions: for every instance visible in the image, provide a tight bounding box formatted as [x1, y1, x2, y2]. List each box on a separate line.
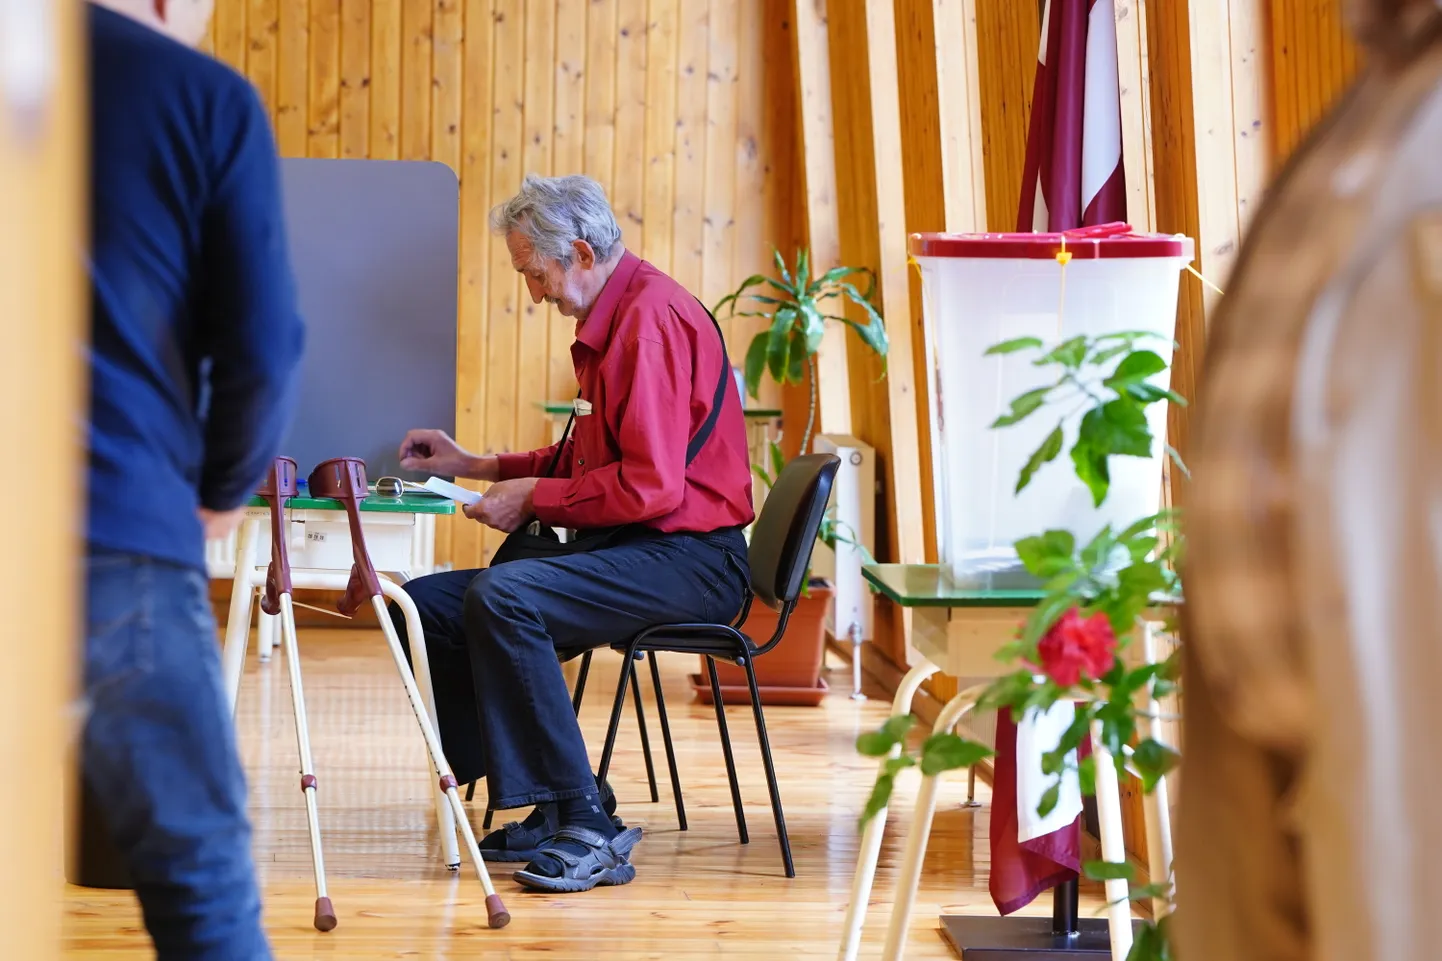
[609, 623, 757, 660]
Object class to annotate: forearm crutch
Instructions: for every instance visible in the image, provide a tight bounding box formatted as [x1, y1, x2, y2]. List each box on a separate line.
[259, 457, 337, 932]
[307, 457, 510, 928]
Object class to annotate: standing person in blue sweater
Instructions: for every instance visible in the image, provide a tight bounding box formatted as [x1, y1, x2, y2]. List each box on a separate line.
[84, 1, 304, 958]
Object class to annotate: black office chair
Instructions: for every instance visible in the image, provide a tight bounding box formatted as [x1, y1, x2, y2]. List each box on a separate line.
[580, 452, 841, 878]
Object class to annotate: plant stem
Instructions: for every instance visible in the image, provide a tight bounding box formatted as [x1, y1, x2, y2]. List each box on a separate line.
[802, 354, 818, 455]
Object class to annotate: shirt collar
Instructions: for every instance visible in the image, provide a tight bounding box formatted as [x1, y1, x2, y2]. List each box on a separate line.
[575, 249, 641, 353]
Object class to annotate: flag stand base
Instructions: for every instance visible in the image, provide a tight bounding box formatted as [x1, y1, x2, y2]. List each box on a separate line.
[940, 881, 1143, 959]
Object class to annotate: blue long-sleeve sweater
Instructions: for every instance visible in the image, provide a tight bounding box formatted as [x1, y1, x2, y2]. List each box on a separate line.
[86, 4, 305, 570]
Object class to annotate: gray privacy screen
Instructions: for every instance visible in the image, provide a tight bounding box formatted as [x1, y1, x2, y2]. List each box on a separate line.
[276, 158, 458, 482]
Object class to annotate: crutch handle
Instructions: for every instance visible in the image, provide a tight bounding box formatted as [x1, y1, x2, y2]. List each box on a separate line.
[307, 457, 384, 614]
[258, 456, 298, 615]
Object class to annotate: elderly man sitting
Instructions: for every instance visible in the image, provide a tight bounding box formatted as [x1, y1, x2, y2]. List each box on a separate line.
[391, 173, 754, 892]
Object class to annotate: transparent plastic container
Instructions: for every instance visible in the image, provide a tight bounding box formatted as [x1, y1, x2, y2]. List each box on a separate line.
[910, 226, 1195, 588]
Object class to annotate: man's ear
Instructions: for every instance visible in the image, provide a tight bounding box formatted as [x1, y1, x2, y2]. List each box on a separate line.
[572, 239, 596, 269]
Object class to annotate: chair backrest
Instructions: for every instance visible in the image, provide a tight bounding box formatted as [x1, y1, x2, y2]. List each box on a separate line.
[747, 453, 841, 612]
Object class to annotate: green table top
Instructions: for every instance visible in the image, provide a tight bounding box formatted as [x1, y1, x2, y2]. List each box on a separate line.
[863, 564, 1046, 608]
[534, 401, 782, 419]
[246, 491, 456, 514]
[863, 563, 1183, 610]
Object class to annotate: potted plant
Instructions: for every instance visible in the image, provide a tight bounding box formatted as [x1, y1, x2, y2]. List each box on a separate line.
[695, 249, 888, 706]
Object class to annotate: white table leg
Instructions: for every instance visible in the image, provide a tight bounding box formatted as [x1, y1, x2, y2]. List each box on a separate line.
[838, 659, 941, 961]
[378, 577, 462, 869]
[257, 605, 278, 662]
[221, 517, 260, 713]
[1141, 623, 1175, 918]
[879, 684, 990, 961]
[1091, 722, 1135, 961]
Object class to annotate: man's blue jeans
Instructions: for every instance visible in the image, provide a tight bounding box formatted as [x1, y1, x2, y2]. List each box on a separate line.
[83, 550, 271, 961]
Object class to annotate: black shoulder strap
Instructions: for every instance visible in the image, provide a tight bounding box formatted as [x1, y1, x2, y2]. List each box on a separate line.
[686, 303, 733, 466]
[545, 299, 733, 478]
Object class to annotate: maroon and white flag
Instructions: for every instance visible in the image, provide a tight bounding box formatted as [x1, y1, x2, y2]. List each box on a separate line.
[990, 0, 1126, 916]
[1017, 0, 1126, 231]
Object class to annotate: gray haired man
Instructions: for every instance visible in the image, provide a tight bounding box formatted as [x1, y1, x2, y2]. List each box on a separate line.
[390, 174, 755, 892]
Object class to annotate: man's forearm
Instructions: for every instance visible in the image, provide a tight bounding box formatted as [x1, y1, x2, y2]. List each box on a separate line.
[459, 453, 500, 482]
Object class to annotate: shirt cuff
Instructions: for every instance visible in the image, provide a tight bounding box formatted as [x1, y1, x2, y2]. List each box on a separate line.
[530, 477, 569, 526]
[495, 451, 540, 481]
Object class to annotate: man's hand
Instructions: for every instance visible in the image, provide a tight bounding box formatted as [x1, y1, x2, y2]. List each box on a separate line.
[199, 507, 246, 541]
[399, 429, 496, 480]
[462, 477, 540, 533]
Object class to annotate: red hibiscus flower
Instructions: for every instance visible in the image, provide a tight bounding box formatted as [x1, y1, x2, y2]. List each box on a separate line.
[1034, 608, 1117, 687]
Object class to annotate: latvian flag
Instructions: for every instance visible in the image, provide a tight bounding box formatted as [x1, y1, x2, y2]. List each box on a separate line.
[1017, 0, 1126, 231]
[990, 0, 1126, 917]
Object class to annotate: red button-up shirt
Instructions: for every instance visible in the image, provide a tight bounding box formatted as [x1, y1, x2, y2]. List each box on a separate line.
[495, 250, 755, 534]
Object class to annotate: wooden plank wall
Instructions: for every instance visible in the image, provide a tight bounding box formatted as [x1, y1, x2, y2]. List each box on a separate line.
[1269, 0, 1362, 163]
[203, 0, 801, 571]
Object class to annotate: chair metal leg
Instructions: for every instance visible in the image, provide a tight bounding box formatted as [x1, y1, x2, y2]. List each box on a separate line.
[482, 806, 494, 830]
[630, 658, 660, 803]
[649, 650, 687, 830]
[742, 654, 794, 878]
[571, 650, 592, 716]
[596, 643, 638, 785]
[706, 655, 749, 845]
[465, 781, 475, 802]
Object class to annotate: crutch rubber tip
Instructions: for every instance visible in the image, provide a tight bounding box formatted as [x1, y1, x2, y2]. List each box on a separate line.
[313, 897, 338, 932]
[485, 894, 511, 929]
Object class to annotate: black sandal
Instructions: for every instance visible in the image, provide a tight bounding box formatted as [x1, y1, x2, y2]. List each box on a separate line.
[479, 782, 621, 862]
[512, 826, 644, 892]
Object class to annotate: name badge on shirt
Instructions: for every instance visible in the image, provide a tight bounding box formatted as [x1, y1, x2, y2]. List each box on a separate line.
[574, 398, 594, 417]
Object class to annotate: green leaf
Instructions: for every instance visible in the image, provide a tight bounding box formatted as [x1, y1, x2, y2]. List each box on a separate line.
[743, 333, 769, 399]
[1127, 883, 1173, 903]
[809, 265, 863, 294]
[1132, 737, 1181, 792]
[1103, 350, 1167, 389]
[787, 329, 807, 383]
[769, 440, 786, 480]
[714, 273, 768, 316]
[1077, 753, 1096, 796]
[796, 247, 811, 292]
[1158, 647, 1182, 682]
[991, 386, 1053, 428]
[985, 336, 1044, 356]
[883, 754, 917, 777]
[750, 464, 774, 489]
[860, 774, 895, 826]
[1017, 426, 1065, 494]
[765, 307, 797, 384]
[832, 315, 890, 359]
[799, 301, 827, 355]
[1036, 336, 1088, 369]
[773, 248, 792, 287]
[1088, 341, 1134, 366]
[1092, 400, 1154, 457]
[1015, 530, 1076, 578]
[919, 733, 994, 775]
[1083, 859, 1136, 882]
[1125, 921, 1170, 961]
[837, 283, 889, 358]
[1037, 782, 1061, 818]
[1021, 592, 1077, 649]
[856, 714, 917, 756]
[1124, 382, 1187, 406]
[1166, 443, 1191, 479]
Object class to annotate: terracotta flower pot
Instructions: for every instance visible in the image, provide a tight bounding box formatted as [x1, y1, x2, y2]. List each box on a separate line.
[694, 579, 834, 706]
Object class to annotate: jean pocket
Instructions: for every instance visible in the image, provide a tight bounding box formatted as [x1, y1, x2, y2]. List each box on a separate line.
[85, 559, 155, 694]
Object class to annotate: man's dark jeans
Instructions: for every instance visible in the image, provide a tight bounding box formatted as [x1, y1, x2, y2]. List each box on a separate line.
[389, 527, 748, 809]
[83, 550, 270, 961]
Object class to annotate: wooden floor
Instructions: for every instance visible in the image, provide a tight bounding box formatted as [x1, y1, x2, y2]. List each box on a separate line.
[63, 628, 1109, 959]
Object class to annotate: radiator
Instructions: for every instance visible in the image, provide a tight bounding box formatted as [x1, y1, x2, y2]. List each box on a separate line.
[811, 435, 876, 697]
